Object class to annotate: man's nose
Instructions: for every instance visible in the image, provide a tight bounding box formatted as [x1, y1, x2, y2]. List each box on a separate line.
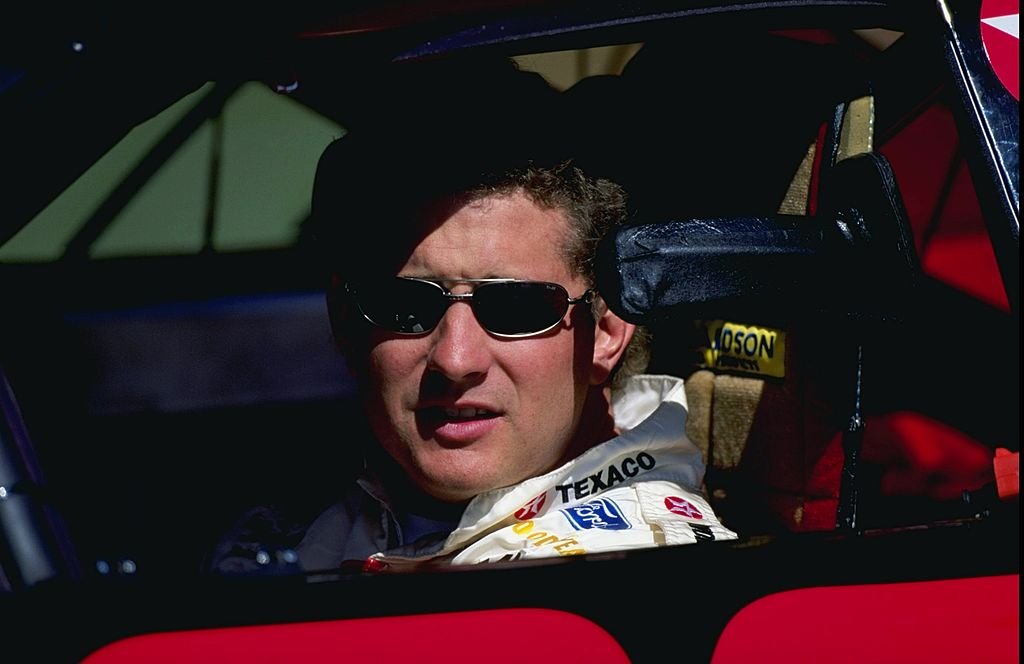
[425, 302, 493, 381]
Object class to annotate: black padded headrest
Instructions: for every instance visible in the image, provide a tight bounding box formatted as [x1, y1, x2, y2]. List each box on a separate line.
[596, 153, 920, 325]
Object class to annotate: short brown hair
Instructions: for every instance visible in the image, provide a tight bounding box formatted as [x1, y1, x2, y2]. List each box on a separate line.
[311, 56, 649, 384]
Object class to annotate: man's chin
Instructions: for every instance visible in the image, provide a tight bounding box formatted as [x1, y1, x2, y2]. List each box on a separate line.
[418, 481, 483, 504]
[416, 468, 507, 503]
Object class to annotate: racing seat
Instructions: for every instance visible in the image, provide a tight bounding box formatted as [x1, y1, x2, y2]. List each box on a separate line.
[581, 31, 918, 534]
[682, 93, 884, 533]
[599, 147, 921, 533]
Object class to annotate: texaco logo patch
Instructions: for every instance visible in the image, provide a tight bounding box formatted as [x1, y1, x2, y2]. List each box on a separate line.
[664, 496, 703, 519]
[515, 492, 547, 520]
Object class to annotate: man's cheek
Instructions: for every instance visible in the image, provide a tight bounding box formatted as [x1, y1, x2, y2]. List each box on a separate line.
[520, 356, 575, 412]
[366, 341, 406, 383]
[368, 352, 421, 421]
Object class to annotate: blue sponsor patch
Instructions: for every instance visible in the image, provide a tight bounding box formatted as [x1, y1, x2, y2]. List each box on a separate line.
[561, 497, 631, 531]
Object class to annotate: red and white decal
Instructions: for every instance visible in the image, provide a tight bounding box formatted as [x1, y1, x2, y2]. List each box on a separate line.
[515, 492, 547, 520]
[664, 496, 703, 519]
[980, 0, 1019, 99]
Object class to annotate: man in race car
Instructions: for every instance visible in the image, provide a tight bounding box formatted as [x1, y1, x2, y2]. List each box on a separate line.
[208, 56, 736, 574]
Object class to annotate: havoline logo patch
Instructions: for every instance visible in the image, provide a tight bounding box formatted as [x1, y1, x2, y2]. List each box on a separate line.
[698, 319, 786, 378]
[561, 497, 631, 531]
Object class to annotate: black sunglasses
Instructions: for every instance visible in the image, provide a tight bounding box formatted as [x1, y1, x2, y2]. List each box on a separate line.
[346, 278, 594, 338]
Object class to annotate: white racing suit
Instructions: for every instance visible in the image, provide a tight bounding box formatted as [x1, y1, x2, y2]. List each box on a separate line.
[368, 374, 738, 570]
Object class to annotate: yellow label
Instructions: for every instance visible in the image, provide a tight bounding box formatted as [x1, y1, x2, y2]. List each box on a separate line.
[699, 320, 786, 378]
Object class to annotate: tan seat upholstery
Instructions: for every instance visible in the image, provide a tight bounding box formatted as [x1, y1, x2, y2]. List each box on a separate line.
[681, 95, 876, 533]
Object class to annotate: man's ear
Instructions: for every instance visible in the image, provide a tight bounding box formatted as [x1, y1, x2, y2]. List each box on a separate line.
[590, 296, 635, 386]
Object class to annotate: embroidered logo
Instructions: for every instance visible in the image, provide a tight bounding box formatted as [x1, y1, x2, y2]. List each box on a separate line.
[514, 492, 547, 520]
[698, 319, 786, 379]
[561, 497, 632, 531]
[664, 495, 703, 519]
[555, 452, 657, 502]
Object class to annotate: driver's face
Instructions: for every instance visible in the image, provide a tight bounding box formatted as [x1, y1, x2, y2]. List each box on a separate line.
[362, 191, 597, 502]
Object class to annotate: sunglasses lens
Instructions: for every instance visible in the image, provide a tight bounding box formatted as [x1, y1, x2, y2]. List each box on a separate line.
[356, 279, 446, 333]
[474, 281, 569, 336]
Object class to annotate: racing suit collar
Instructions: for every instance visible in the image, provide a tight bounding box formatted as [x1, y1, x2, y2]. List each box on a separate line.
[372, 374, 701, 565]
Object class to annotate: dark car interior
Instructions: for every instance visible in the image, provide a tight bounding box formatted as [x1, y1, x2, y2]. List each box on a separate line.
[0, 4, 1018, 663]
[0, 3, 1017, 595]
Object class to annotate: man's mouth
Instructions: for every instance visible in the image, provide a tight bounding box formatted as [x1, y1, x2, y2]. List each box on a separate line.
[441, 406, 498, 420]
[417, 405, 502, 444]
